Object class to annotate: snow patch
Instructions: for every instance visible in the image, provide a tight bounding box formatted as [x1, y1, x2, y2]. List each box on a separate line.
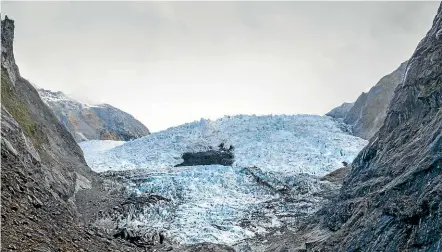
[79, 140, 126, 157]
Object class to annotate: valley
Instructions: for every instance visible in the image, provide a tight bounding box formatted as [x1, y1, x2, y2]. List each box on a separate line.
[1, 2, 441, 251]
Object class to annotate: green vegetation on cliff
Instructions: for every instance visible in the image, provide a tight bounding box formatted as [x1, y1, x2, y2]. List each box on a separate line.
[2, 70, 36, 136]
[1, 69, 46, 147]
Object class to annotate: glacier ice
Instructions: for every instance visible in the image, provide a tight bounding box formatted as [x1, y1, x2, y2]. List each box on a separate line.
[79, 140, 125, 156]
[79, 114, 367, 245]
[81, 114, 366, 175]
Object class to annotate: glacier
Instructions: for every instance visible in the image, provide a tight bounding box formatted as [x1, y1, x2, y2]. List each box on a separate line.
[80, 114, 366, 175]
[79, 114, 368, 245]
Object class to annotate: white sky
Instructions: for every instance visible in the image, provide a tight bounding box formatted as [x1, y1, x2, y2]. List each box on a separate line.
[2, 1, 439, 132]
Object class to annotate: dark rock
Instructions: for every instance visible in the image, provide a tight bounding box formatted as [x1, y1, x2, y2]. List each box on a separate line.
[175, 145, 234, 167]
[32, 197, 43, 208]
[327, 61, 408, 140]
[122, 194, 170, 206]
[178, 242, 235, 252]
[113, 228, 149, 247]
[159, 231, 165, 244]
[320, 166, 350, 184]
[326, 102, 354, 120]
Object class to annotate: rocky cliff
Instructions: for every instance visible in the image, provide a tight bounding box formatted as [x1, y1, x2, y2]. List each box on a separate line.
[267, 3, 442, 251]
[327, 61, 407, 140]
[1, 16, 143, 251]
[38, 88, 150, 142]
[1, 16, 226, 252]
[325, 102, 354, 121]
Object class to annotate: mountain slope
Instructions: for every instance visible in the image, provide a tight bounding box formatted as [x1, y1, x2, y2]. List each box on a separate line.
[38, 88, 150, 142]
[327, 61, 407, 140]
[325, 102, 354, 120]
[1, 16, 143, 251]
[266, 4, 442, 251]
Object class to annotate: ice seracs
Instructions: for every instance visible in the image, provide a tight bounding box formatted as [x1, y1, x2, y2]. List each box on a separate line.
[82, 114, 367, 175]
[80, 114, 368, 245]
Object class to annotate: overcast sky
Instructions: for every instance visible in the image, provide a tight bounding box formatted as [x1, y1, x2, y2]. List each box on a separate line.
[2, 1, 439, 132]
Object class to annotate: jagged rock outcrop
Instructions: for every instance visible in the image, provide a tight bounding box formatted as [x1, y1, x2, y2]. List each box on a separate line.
[325, 102, 354, 121]
[38, 88, 150, 142]
[175, 150, 234, 167]
[1, 16, 144, 251]
[327, 61, 408, 140]
[1, 15, 20, 87]
[267, 4, 442, 251]
[175, 143, 235, 167]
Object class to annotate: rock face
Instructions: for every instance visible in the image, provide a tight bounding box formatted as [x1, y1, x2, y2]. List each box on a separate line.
[175, 150, 234, 167]
[266, 4, 442, 252]
[325, 102, 354, 120]
[327, 61, 407, 140]
[38, 88, 150, 142]
[175, 144, 235, 167]
[1, 16, 144, 251]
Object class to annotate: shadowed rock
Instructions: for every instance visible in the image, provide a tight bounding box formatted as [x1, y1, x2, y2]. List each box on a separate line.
[175, 144, 234, 167]
[327, 61, 408, 140]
